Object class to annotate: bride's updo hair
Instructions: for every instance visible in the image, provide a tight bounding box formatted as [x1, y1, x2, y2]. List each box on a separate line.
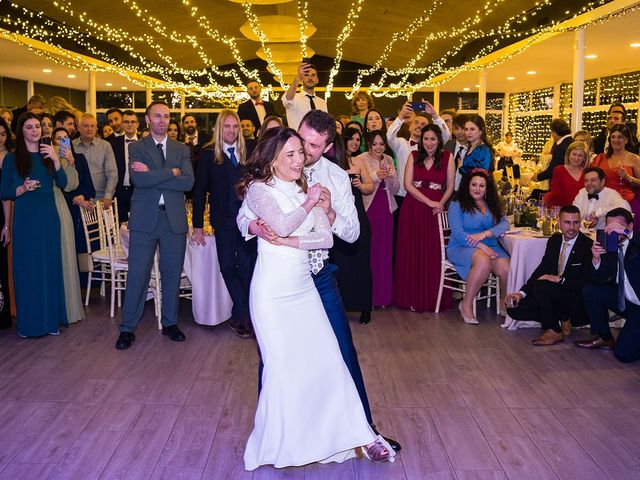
[236, 126, 308, 198]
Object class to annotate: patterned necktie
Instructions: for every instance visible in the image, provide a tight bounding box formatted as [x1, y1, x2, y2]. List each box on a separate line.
[309, 250, 324, 275]
[228, 146, 238, 166]
[558, 241, 570, 276]
[618, 242, 626, 311]
[156, 142, 165, 166]
[304, 168, 315, 184]
[306, 94, 316, 110]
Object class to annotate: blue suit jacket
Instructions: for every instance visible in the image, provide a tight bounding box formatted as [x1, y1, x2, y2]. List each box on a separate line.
[128, 135, 194, 234]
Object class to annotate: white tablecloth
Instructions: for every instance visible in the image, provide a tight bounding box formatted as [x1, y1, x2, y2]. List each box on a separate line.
[499, 231, 548, 330]
[120, 226, 232, 326]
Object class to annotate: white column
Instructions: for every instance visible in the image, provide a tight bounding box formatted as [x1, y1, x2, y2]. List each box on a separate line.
[433, 86, 440, 113]
[27, 80, 34, 100]
[502, 93, 509, 135]
[146, 88, 153, 106]
[552, 83, 561, 119]
[87, 71, 96, 115]
[478, 70, 487, 118]
[180, 91, 186, 119]
[571, 28, 586, 132]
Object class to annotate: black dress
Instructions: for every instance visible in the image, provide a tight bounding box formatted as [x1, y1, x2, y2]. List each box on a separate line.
[329, 185, 372, 312]
[0, 168, 11, 328]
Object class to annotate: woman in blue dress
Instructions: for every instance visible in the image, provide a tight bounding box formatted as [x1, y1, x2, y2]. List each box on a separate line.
[447, 169, 509, 324]
[459, 114, 494, 175]
[0, 112, 68, 337]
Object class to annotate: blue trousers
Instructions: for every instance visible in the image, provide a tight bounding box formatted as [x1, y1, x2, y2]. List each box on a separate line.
[583, 283, 640, 363]
[258, 262, 373, 424]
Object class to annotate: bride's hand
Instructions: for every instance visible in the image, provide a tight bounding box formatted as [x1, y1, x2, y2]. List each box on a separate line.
[306, 184, 322, 204]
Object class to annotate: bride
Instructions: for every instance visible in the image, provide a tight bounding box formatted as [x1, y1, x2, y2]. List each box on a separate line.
[237, 127, 392, 470]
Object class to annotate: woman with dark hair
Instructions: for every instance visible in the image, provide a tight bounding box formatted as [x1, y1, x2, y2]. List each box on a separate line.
[357, 130, 399, 308]
[257, 115, 282, 139]
[329, 128, 374, 323]
[447, 169, 510, 324]
[592, 123, 640, 222]
[0, 117, 14, 328]
[394, 124, 455, 312]
[364, 109, 386, 137]
[167, 119, 183, 142]
[459, 114, 494, 175]
[239, 127, 390, 470]
[0, 112, 68, 337]
[40, 113, 54, 139]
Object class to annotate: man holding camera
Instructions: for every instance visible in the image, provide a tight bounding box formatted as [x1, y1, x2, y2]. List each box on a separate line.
[576, 208, 640, 363]
[505, 205, 593, 346]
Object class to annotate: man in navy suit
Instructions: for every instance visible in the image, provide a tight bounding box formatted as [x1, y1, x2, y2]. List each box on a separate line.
[192, 109, 257, 338]
[577, 207, 640, 362]
[107, 109, 139, 222]
[116, 101, 194, 350]
[237, 80, 275, 133]
[505, 205, 593, 346]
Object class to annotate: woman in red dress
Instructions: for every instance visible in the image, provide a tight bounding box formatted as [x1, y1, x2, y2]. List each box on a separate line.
[543, 141, 588, 207]
[591, 124, 640, 220]
[393, 124, 455, 312]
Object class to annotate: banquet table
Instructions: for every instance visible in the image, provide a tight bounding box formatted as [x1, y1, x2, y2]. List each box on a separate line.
[499, 230, 549, 330]
[120, 226, 232, 326]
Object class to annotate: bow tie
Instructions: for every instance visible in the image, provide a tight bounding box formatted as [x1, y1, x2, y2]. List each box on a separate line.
[410, 140, 418, 146]
[254, 100, 264, 106]
[125, 138, 136, 143]
[588, 193, 599, 200]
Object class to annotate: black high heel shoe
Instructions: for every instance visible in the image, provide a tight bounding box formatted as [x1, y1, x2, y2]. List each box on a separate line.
[359, 310, 371, 324]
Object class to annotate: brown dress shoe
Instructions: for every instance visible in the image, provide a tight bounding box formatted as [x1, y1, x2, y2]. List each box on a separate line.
[532, 329, 564, 346]
[561, 320, 572, 338]
[574, 336, 615, 349]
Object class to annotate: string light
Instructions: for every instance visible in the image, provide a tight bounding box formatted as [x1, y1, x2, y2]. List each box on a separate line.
[297, 0, 310, 59]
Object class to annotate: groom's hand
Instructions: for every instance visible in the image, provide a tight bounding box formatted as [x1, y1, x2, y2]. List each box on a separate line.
[249, 219, 279, 244]
[318, 186, 336, 224]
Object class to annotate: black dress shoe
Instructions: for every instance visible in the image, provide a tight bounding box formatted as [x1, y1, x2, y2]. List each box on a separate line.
[115, 332, 135, 350]
[162, 325, 186, 342]
[229, 323, 253, 339]
[371, 423, 402, 452]
[359, 310, 371, 325]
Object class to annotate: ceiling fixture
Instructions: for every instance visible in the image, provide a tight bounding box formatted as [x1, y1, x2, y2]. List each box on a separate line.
[506, 76, 515, 80]
[67, 74, 76, 78]
[42, 68, 52, 73]
[475, 84, 480, 88]
[631, 43, 640, 48]
[585, 54, 597, 59]
[527, 71, 537, 75]
[120, 86, 128, 90]
[463, 87, 470, 91]
[105, 82, 113, 86]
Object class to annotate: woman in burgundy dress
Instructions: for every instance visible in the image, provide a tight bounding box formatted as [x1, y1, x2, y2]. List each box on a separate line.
[357, 130, 399, 308]
[394, 124, 455, 312]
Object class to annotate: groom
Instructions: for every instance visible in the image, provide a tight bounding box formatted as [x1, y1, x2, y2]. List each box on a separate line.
[237, 110, 401, 452]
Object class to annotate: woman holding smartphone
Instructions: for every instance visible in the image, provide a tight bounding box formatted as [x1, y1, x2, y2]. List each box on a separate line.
[0, 112, 69, 337]
[357, 130, 399, 308]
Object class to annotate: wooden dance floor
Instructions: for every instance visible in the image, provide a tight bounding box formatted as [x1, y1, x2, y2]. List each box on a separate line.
[0, 297, 639, 480]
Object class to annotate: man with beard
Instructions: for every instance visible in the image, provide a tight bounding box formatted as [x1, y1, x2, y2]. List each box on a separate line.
[237, 79, 275, 132]
[282, 63, 327, 130]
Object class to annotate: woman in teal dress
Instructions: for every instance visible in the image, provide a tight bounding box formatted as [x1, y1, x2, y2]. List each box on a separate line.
[446, 169, 509, 325]
[459, 115, 494, 175]
[0, 112, 68, 337]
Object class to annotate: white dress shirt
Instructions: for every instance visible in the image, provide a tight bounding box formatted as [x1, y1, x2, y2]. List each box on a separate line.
[386, 116, 451, 197]
[237, 156, 360, 249]
[123, 134, 138, 187]
[253, 99, 267, 125]
[573, 186, 631, 229]
[153, 136, 168, 205]
[186, 131, 199, 145]
[453, 139, 468, 190]
[282, 91, 328, 131]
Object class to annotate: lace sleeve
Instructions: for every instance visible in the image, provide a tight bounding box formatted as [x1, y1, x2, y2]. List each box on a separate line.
[245, 182, 308, 237]
[299, 207, 334, 250]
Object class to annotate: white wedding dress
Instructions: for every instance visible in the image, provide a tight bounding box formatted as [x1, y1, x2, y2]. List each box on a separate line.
[243, 178, 376, 471]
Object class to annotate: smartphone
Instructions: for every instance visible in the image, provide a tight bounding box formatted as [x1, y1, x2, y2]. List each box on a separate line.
[410, 102, 425, 112]
[348, 173, 360, 180]
[59, 136, 71, 156]
[596, 229, 619, 253]
[302, 57, 311, 64]
[39, 137, 52, 146]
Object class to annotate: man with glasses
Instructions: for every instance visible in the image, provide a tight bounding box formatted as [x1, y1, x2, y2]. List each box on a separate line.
[107, 110, 140, 221]
[594, 103, 639, 154]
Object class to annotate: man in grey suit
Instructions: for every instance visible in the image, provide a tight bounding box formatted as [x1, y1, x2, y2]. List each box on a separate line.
[116, 101, 195, 350]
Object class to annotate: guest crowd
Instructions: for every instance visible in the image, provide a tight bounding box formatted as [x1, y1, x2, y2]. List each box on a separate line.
[1, 62, 639, 367]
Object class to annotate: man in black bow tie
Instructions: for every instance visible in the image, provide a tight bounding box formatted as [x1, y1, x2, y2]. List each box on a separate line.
[572, 166, 630, 230]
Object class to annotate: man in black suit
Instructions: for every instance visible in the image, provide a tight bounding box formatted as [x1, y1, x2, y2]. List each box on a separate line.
[11, 94, 45, 133]
[191, 109, 257, 338]
[237, 79, 275, 133]
[534, 118, 572, 187]
[107, 109, 139, 222]
[576, 208, 640, 362]
[505, 205, 593, 346]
